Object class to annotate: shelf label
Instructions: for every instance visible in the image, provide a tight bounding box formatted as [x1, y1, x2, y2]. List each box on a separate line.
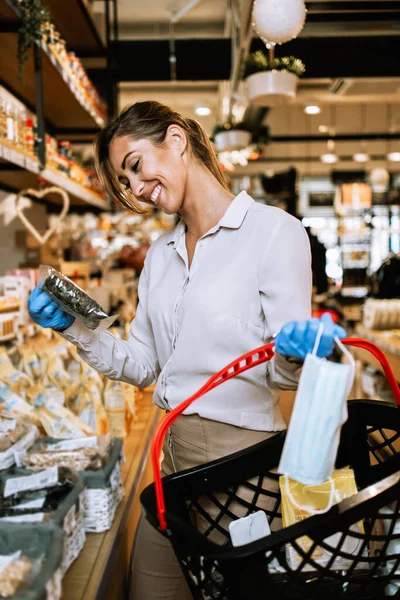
[4, 466, 58, 498]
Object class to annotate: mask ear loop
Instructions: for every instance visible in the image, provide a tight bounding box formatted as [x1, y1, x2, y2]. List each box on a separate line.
[334, 336, 356, 397]
[284, 475, 338, 515]
[312, 322, 324, 357]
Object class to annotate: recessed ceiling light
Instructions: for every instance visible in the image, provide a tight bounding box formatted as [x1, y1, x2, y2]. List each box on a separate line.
[387, 151, 400, 162]
[353, 152, 369, 163]
[320, 153, 338, 164]
[305, 104, 321, 115]
[195, 105, 211, 116]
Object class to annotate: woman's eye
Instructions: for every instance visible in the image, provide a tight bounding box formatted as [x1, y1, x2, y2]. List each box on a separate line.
[130, 159, 140, 173]
[122, 180, 130, 190]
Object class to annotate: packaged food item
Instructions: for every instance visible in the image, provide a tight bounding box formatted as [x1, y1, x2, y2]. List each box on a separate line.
[76, 382, 109, 436]
[34, 396, 94, 439]
[66, 345, 81, 380]
[80, 361, 104, 392]
[20, 435, 111, 472]
[0, 552, 32, 597]
[39, 264, 117, 330]
[104, 380, 133, 438]
[280, 469, 366, 571]
[0, 353, 33, 399]
[0, 384, 39, 426]
[46, 355, 72, 391]
[18, 348, 42, 381]
[0, 420, 28, 453]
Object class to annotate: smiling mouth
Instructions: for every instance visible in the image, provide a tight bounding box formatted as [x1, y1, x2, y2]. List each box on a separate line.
[150, 184, 162, 203]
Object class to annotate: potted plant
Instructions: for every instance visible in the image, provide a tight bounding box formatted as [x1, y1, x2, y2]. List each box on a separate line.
[243, 49, 305, 107]
[211, 122, 252, 152]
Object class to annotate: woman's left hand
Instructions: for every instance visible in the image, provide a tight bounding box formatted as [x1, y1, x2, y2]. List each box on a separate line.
[274, 313, 347, 359]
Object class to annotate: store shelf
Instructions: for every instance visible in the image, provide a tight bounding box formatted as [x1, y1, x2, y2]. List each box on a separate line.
[340, 286, 369, 298]
[0, 141, 39, 174]
[42, 0, 105, 55]
[41, 168, 108, 209]
[63, 393, 162, 600]
[0, 164, 108, 211]
[0, 22, 105, 129]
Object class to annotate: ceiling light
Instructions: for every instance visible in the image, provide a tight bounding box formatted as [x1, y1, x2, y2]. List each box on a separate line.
[387, 151, 400, 162]
[353, 152, 369, 163]
[318, 125, 328, 133]
[305, 104, 321, 115]
[320, 153, 338, 164]
[195, 105, 211, 116]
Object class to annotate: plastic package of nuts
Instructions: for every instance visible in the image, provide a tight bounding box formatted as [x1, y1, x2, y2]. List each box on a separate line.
[39, 265, 117, 331]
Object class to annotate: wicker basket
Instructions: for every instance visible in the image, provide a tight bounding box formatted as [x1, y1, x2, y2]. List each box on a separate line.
[0, 468, 86, 574]
[0, 521, 64, 600]
[14, 438, 125, 533]
[80, 439, 124, 532]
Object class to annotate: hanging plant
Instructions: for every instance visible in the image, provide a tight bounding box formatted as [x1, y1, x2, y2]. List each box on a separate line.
[243, 50, 306, 79]
[17, 0, 51, 79]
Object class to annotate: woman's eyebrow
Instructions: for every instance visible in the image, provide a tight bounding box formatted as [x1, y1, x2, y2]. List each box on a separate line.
[121, 150, 136, 170]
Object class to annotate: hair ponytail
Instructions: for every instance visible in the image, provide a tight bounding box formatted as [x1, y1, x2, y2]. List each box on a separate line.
[184, 117, 229, 190]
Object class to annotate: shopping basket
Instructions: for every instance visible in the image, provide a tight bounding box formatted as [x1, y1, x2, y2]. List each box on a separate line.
[141, 338, 400, 599]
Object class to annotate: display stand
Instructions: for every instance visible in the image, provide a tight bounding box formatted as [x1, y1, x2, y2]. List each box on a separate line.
[62, 391, 161, 600]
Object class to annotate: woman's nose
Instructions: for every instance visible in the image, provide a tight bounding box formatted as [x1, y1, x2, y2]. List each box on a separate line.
[134, 180, 145, 197]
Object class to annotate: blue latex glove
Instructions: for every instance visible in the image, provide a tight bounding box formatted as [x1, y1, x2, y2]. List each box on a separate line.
[275, 313, 347, 359]
[28, 284, 75, 332]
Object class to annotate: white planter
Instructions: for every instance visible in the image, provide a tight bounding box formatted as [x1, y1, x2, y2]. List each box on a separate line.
[246, 70, 298, 107]
[214, 129, 252, 152]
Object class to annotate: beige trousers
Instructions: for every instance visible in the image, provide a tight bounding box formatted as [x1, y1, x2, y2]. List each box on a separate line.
[129, 414, 279, 599]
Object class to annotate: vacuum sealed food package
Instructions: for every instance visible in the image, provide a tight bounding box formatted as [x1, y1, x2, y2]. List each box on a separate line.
[39, 265, 117, 331]
[280, 468, 367, 571]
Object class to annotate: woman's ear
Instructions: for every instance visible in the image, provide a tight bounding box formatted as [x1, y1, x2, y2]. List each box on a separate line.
[166, 125, 187, 155]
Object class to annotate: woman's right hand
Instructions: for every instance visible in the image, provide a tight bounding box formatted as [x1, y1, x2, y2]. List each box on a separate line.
[28, 285, 75, 332]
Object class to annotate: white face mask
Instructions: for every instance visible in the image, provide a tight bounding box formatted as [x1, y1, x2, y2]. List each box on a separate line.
[278, 325, 355, 513]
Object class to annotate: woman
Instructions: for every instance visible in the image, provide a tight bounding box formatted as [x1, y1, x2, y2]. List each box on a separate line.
[28, 101, 345, 599]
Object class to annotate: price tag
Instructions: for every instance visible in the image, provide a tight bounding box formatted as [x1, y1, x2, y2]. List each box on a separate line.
[10, 496, 46, 510]
[0, 513, 44, 523]
[4, 466, 58, 498]
[50, 436, 98, 452]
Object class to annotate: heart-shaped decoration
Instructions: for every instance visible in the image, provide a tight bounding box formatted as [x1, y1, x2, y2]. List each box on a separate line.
[15, 186, 70, 246]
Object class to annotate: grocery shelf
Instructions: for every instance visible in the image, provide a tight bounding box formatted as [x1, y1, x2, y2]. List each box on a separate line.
[41, 168, 109, 209]
[0, 141, 39, 174]
[0, 0, 106, 130]
[0, 142, 108, 209]
[42, 0, 105, 55]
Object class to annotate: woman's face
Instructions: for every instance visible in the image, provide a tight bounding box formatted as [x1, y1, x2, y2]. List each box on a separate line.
[109, 126, 188, 214]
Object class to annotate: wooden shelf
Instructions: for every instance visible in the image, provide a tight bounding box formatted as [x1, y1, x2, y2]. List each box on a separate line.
[0, 0, 18, 23]
[42, 0, 105, 55]
[0, 141, 109, 208]
[0, 33, 105, 129]
[62, 394, 162, 600]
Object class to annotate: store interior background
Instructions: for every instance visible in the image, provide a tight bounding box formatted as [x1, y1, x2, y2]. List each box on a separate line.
[2, 0, 400, 369]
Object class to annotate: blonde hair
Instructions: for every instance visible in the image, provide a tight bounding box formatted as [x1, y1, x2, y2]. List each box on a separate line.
[94, 100, 228, 213]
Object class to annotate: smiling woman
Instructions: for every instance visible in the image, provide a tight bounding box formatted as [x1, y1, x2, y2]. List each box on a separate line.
[94, 100, 228, 213]
[26, 98, 348, 600]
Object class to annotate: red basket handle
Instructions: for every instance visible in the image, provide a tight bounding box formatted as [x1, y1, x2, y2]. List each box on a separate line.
[151, 338, 400, 531]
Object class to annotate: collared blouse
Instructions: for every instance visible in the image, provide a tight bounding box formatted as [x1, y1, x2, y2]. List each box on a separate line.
[62, 191, 312, 431]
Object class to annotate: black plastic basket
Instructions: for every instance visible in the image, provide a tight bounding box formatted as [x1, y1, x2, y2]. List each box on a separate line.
[141, 338, 400, 599]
